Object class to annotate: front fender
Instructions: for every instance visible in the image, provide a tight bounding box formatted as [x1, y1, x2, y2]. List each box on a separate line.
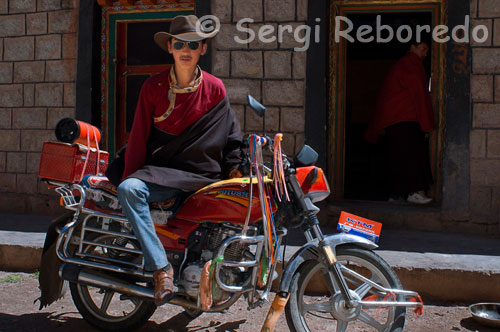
[278, 232, 378, 293]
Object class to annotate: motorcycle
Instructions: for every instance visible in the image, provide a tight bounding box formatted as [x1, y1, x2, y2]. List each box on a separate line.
[37, 95, 422, 332]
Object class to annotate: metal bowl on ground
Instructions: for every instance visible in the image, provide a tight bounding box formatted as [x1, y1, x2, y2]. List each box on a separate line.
[469, 303, 500, 328]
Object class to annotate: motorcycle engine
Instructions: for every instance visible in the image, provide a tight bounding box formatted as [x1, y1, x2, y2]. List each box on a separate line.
[179, 223, 256, 301]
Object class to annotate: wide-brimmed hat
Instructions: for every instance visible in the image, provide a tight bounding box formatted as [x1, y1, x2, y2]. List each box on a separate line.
[154, 15, 218, 52]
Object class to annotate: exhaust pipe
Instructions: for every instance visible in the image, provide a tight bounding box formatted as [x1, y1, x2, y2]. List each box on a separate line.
[60, 263, 154, 300]
[58, 263, 239, 311]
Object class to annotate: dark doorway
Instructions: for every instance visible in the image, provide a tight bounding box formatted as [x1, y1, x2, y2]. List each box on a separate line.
[343, 12, 433, 201]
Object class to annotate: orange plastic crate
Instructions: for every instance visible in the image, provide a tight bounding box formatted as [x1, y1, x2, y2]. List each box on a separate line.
[38, 142, 109, 183]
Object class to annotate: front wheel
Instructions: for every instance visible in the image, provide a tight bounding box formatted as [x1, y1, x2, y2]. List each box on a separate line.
[285, 245, 406, 332]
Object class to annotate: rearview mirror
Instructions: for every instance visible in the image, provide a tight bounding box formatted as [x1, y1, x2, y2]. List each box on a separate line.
[247, 95, 266, 117]
[294, 145, 319, 167]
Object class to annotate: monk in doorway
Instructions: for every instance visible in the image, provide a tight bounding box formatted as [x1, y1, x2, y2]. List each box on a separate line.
[365, 38, 435, 205]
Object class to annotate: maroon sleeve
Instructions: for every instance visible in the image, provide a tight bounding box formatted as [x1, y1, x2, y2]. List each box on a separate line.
[122, 80, 154, 180]
[400, 63, 435, 132]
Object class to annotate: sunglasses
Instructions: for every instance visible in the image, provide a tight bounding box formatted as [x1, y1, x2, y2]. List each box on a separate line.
[172, 40, 201, 51]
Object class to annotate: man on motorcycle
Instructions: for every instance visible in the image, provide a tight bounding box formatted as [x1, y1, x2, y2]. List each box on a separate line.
[110, 15, 243, 306]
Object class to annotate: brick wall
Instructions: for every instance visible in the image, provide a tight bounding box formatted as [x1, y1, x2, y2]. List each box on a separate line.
[0, 0, 79, 214]
[211, 0, 308, 156]
[470, 0, 500, 229]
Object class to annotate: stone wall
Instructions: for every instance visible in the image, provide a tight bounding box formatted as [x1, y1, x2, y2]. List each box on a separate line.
[469, 0, 500, 229]
[0, 0, 79, 214]
[211, 0, 308, 156]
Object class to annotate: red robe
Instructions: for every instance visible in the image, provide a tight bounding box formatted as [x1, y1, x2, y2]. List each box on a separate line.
[123, 66, 227, 180]
[365, 52, 435, 143]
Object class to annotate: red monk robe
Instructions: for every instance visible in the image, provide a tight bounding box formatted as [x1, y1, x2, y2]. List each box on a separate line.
[365, 52, 435, 144]
[123, 65, 227, 180]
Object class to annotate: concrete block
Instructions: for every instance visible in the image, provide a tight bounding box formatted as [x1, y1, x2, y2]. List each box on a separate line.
[263, 80, 304, 106]
[471, 159, 500, 186]
[0, 152, 5, 172]
[231, 51, 263, 78]
[495, 75, 500, 102]
[16, 173, 38, 194]
[473, 103, 500, 128]
[35, 83, 63, 107]
[62, 0, 78, 9]
[21, 130, 54, 151]
[0, 38, 3, 60]
[27, 12, 48, 35]
[470, 185, 493, 216]
[0, 173, 17, 192]
[26, 152, 41, 173]
[470, 129, 486, 158]
[494, 19, 500, 46]
[473, 48, 500, 73]
[14, 61, 45, 83]
[298, 0, 308, 21]
[478, 0, 500, 17]
[0, 0, 7, 13]
[471, 19, 492, 46]
[264, 0, 295, 22]
[471, 0, 478, 18]
[45, 59, 77, 82]
[264, 51, 291, 78]
[62, 33, 77, 59]
[211, 50, 230, 77]
[47, 107, 74, 128]
[487, 130, 500, 158]
[214, 24, 248, 50]
[295, 132, 305, 154]
[0, 62, 13, 83]
[234, 0, 262, 22]
[249, 23, 278, 49]
[21, 130, 54, 152]
[211, 0, 231, 23]
[281, 107, 304, 132]
[0, 108, 11, 129]
[280, 132, 295, 155]
[246, 106, 279, 131]
[0, 85, 23, 107]
[24, 84, 34, 106]
[6, 152, 26, 173]
[35, 34, 61, 60]
[4, 37, 34, 61]
[13, 108, 47, 129]
[0, 242, 42, 272]
[292, 50, 306, 79]
[231, 104, 245, 131]
[492, 186, 500, 220]
[9, 0, 36, 13]
[48, 10, 77, 34]
[471, 74, 493, 102]
[37, 0, 61, 11]
[63, 83, 75, 107]
[278, 22, 308, 50]
[0, 14, 25, 37]
[222, 78, 261, 104]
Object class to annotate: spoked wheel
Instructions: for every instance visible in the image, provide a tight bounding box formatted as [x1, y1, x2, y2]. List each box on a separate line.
[69, 234, 156, 331]
[285, 245, 406, 332]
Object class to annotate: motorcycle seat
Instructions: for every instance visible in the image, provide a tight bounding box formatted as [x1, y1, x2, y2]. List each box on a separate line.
[81, 175, 177, 211]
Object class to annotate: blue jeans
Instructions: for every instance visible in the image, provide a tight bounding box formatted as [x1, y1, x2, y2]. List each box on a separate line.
[117, 178, 184, 271]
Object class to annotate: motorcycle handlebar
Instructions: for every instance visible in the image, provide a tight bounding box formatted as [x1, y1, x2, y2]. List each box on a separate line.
[242, 134, 274, 148]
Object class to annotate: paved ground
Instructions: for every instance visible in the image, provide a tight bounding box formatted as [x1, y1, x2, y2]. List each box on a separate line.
[0, 271, 497, 332]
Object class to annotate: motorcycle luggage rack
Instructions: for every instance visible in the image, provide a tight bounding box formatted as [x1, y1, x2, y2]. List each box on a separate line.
[75, 214, 146, 271]
[55, 185, 80, 208]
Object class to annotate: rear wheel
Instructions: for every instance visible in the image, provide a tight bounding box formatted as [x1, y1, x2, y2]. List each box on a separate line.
[69, 233, 156, 331]
[70, 281, 156, 331]
[285, 245, 406, 332]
